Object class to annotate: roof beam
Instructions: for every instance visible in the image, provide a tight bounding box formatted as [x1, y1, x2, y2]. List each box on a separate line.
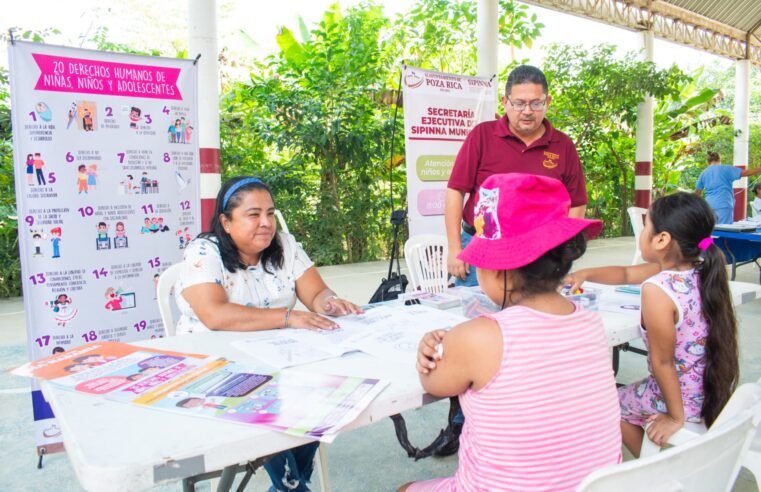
[521, 0, 761, 67]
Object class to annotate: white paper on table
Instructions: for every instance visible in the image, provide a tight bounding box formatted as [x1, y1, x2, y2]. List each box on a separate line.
[345, 304, 468, 359]
[232, 304, 467, 368]
[232, 332, 345, 369]
[596, 290, 642, 315]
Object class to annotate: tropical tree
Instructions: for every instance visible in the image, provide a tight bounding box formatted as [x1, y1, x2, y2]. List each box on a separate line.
[543, 43, 692, 235]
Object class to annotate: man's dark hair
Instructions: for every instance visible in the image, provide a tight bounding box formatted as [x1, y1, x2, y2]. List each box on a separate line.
[707, 151, 720, 163]
[505, 65, 548, 95]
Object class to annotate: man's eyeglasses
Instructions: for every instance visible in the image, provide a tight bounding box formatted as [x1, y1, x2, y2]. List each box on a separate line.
[507, 98, 547, 111]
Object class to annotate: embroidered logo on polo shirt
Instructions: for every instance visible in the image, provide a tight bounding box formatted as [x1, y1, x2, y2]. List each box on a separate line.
[542, 150, 559, 169]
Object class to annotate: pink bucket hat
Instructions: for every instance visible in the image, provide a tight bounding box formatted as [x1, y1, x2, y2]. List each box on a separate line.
[458, 173, 602, 270]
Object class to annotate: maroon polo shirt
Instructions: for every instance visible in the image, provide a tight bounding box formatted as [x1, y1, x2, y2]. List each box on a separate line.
[448, 116, 587, 226]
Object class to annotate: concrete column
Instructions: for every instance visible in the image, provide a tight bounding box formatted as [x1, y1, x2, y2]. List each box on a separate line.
[634, 30, 654, 209]
[188, 0, 221, 230]
[477, 0, 498, 78]
[733, 59, 750, 221]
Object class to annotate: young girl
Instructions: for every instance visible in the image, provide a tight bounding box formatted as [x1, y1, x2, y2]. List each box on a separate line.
[401, 173, 621, 492]
[568, 192, 739, 457]
[26, 154, 34, 185]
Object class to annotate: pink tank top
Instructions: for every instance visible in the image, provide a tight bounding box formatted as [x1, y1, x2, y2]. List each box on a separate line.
[453, 305, 622, 491]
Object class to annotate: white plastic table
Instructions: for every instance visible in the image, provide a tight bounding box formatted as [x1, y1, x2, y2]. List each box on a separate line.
[39, 281, 761, 491]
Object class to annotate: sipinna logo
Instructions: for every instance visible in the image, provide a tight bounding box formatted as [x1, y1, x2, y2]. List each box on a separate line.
[404, 70, 424, 89]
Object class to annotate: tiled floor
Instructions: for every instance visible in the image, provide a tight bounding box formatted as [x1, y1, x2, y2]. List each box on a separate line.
[1, 236, 759, 491]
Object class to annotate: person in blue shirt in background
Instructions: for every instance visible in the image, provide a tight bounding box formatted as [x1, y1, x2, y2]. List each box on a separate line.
[695, 151, 761, 224]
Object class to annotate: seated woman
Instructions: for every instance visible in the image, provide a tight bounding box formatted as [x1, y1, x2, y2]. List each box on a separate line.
[401, 174, 622, 492]
[176, 176, 362, 492]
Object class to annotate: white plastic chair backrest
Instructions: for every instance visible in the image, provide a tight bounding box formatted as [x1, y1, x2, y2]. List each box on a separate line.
[627, 206, 647, 265]
[156, 263, 184, 337]
[274, 209, 289, 234]
[711, 381, 761, 429]
[404, 234, 448, 294]
[577, 410, 756, 492]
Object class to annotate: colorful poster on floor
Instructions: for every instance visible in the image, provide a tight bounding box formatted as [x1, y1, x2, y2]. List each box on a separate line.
[8, 40, 201, 456]
[13, 342, 388, 442]
[402, 66, 497, 236]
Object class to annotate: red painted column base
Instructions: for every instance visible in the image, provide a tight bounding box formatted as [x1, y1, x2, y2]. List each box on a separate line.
[199, 147, 221, 232]
[634, 161, 652, 209]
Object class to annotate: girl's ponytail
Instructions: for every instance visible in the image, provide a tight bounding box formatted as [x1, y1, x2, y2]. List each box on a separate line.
[650, 193, 738, 427]
[696, 242, 738, 427]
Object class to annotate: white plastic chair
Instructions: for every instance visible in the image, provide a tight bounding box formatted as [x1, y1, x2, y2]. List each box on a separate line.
[640, 379, 761, 487]
[274, 209, 289, 233]
[156, 262, 184, 336]
[627, 206, 647, 265]
[404, 234, 448, 294]
[156, 245, 330, 491]
[577, 408, 757, 492]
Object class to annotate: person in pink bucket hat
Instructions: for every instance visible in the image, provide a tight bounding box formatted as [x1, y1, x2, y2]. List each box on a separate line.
[400, 173, 621, 492]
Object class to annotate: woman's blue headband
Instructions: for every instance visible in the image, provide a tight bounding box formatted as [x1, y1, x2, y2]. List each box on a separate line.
[222, 177, 264, 210]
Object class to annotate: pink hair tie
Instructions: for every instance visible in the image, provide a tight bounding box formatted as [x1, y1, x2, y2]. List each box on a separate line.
[697, 237, 714, 251]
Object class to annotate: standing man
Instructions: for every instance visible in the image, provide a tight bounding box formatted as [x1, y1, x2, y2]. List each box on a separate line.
[446, 65, 588, 285]
[695, 151, 761, 224]
[33, 152, 46, 186]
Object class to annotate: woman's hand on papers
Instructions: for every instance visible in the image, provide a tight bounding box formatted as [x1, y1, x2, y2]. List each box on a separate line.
[417, 329, 447, 375]
[288, 310, 340, 330]
[321, 297, 364, 317]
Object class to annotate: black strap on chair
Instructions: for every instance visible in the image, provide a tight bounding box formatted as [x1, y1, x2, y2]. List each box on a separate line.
[389, 397, 462, 460]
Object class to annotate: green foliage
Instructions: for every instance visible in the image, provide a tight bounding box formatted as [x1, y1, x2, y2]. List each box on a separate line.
[223, 3, 398, 265]
[391, 0, 542, 75]
[544, 44, 693, 236]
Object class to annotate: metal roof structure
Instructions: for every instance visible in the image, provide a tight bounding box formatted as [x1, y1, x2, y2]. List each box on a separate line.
[521, 0, 761, 67]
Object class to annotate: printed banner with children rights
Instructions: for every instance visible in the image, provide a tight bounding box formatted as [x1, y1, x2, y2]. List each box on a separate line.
[402, 66, 497, 236]
[9, 40, 201, 456]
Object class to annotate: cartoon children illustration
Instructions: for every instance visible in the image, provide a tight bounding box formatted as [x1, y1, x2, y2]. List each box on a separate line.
[96, 222, 111, 250]
[174, 119, 182, 143]
[104, 287, 124, 311]
[141, 218, 152, 234]
[83, 108, 94, 131]
[129, 107, 141, 129]
[121, 174, 136, 194]
[184, 227, 192, 244]
[180, 117, 187, 143]
[87, 164, 98, 191]
[26, 154, 34, 185]
[157, 217, 169, 232]
[115, 221, 126, 238]
[31, 230, 44, 256]
[96, 222, 109, 240]
[177, 229, 186, 249]
[150, 217, 160, 233]
[50, 227, 62, 258]
[185, 125, 193, 143]
[167, 124, 176, 143]
[140, 172, 149, 194]
[77, 165, 89, 194]
[33, 153, 46, 186]
[45, 293, 79, 326]
[35, 102, 52, 122]
[176, 397, 227, 411]
[66, 102, 77, 129]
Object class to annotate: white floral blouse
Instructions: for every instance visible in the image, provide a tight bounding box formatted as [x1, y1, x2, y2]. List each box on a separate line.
[174, 233, 313, 334]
